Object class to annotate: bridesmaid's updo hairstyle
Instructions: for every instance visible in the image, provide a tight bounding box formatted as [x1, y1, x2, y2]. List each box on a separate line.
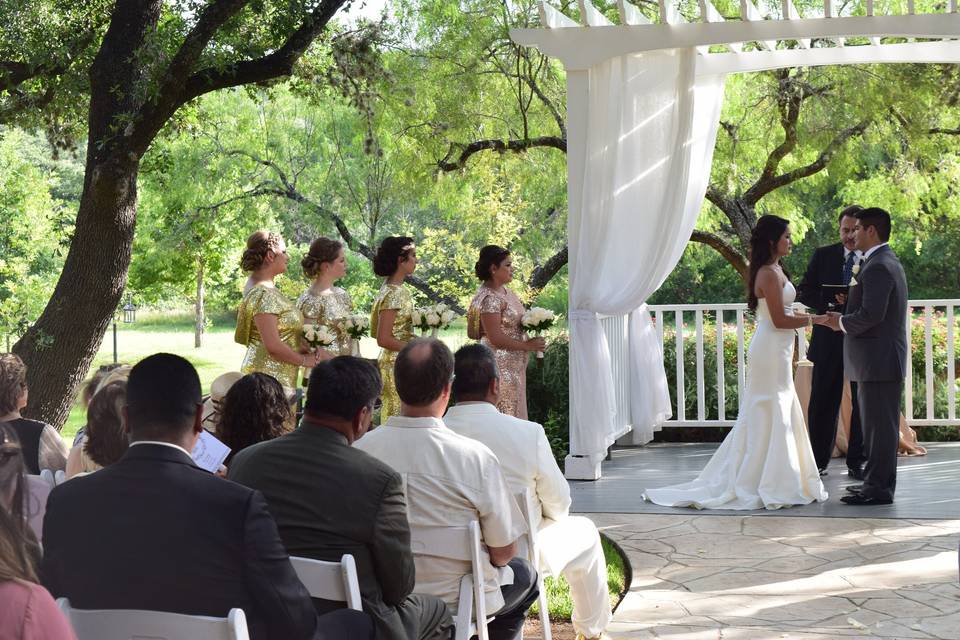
[373, 236, 415, 277]
[475, 245, 511, 282]
[302, 237, 343, 278]
[747, 214, 791, 312]
[241, 231, 284, 272]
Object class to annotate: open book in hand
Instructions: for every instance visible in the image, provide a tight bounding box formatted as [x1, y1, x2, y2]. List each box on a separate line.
[191, 430, 231, 473]
[821, 284, 849, 310]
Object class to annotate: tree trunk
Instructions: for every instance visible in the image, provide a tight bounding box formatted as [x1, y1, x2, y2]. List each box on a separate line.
[13, 157, 138, 428]
[194, 257, 205, 349]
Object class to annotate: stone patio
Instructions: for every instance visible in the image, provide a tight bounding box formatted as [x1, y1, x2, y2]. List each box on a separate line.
[590, 513, 960, 640]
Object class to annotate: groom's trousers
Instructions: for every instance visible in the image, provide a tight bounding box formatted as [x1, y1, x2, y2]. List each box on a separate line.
[857, 380, 902, 501]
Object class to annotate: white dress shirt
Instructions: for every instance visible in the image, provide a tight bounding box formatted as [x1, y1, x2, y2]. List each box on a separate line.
[443, 402, 571, 533]
[354, 415, 525, 614]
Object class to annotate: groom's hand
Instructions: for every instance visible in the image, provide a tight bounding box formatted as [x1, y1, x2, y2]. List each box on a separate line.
[824, 311, 842, 332]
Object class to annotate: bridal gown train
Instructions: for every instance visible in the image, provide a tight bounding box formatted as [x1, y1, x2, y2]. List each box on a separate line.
[644, 281, 828, 510]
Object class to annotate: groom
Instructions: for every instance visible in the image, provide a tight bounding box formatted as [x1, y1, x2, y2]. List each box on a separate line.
[823, 208, 908, 505]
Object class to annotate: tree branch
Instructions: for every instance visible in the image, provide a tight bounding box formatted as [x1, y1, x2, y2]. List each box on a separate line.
[528, 245, 568, 293]
[436, 135, 566, 172]
[690, 230, 748, 280]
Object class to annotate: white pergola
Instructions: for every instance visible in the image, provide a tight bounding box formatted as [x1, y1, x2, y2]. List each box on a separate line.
[511, 1, 960, 480]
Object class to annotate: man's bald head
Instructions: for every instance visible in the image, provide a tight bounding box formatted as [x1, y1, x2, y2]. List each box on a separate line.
[395, 338, 454, 407]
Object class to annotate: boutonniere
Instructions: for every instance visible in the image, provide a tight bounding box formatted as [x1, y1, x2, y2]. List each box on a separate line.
[851, 263, 861, 276]
[849, 276, 858, 287]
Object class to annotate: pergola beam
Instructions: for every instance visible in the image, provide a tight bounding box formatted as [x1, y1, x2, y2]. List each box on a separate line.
[697, 39, 960, 75]
[512, 14, 960, 69]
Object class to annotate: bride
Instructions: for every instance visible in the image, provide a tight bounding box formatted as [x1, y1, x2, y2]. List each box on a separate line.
[644, 215, 829, 510]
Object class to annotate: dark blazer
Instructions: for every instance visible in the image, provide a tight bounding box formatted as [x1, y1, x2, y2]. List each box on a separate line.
[41, 443, 320, 640]
[797, 242, 847, 364]
[842, 244, 909, 382]
[229, 423, 415, 640]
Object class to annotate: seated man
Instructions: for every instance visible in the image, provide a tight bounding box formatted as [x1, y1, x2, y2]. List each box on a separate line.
[229, 357, 454, 640]
[445, 344, 612, 640]
[355, 338, 538, 640]
[41, 353, 372, 640]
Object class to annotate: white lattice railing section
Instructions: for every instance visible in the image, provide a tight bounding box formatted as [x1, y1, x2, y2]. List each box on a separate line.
[597, 299, 960, 430]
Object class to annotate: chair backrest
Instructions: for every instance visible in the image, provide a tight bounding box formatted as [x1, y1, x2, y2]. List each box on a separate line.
[290, 554, 363, 611]
[39, 468, 56, 488]
[23, 474, 52, 540]
[410, 521, 489, 640]
[54, 469, 66, 485]
[56, 598, 249, 640]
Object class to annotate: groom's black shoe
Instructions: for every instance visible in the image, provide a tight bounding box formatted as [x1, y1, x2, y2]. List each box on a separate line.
[845, 485, 864, 494]
[847, 467, 864, 481]
[841, 493, 893, 505]
[818, 468, 828, 477]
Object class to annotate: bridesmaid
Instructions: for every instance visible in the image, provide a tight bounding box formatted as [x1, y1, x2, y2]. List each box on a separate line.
[467, 245, 545, 420]
[235, 231, 322, 396]
[370, 236, 417, 422]
[297, 237, 353, 363]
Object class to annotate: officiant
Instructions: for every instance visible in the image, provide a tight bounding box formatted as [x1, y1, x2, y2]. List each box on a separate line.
[798, 205, 865, 479]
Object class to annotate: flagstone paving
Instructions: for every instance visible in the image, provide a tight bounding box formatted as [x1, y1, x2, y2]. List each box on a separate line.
[587, 513, 960, 640]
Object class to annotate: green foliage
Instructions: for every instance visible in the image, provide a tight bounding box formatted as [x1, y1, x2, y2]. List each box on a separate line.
[526, 336, 570, 462]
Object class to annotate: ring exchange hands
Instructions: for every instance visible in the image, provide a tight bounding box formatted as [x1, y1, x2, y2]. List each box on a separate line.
[813, 311, 843, 332]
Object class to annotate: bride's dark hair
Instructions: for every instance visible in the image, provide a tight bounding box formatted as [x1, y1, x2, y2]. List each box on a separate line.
[747, 214, 791, 312]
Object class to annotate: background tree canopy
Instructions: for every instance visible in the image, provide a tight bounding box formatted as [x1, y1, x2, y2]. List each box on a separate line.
[2, 0, 959, 426]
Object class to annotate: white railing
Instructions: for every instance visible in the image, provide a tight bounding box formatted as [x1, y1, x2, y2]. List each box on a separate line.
[600, 299, 960, 430]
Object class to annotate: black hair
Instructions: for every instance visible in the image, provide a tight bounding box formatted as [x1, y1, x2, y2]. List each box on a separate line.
[373, 236, 415, 277]
[837, 204, 863, 225]
[218, 373, 290, 463]
[395, 338, 454, 407]
[305, 357, 383, 420]
[856, 207, 892, 242]
[747, 215, 791, 312]
[126, 353, 202, 437]
[452, 344, 499, 401]
[474, 245, 511, 281]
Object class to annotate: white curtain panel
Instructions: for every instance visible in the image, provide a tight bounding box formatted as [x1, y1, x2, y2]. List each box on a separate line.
[568, 48, 726, 460]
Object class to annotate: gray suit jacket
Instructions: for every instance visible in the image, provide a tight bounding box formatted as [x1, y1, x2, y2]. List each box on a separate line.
[229, 423, 415, 640]
[841, 244, 908, 382]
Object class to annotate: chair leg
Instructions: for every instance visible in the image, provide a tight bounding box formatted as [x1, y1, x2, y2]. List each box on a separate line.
[538, 574, 551, 640]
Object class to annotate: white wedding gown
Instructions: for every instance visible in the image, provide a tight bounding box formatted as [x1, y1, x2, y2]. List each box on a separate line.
[644, 281, 828, 510]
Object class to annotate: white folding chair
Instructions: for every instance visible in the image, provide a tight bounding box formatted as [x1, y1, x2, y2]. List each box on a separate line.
[410, 521, 491, 640]
[290, 554, 363, 611]
[39, 468, 56, 488]
[515, 490, 552, 640]
[23, 474, 52, 540]
[54, 469, 66, 485]
[56, 598, 249, 640]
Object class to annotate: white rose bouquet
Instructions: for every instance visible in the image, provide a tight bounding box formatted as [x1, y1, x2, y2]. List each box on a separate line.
[411, 308, 431, 335]
[303, 324, 337, 350]
[338, 314, 371, 340]
[521, 307, 557, 359]
[413, 304, 458, 336]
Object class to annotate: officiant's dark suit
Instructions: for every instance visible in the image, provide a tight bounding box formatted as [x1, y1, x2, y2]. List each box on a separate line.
[41, 353, 371, 640]
[798, 208, 864, 476]
[838, 209, 908, 503]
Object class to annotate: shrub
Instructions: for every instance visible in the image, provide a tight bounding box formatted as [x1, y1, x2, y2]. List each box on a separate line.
[526, 336, 570, 463]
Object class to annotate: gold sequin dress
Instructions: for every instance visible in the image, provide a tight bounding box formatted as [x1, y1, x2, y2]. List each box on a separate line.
[467, 286, 529, 420]
[235, 284, 303, 392]
[370, 283, 414, 422]
[297, 287, 354, 355]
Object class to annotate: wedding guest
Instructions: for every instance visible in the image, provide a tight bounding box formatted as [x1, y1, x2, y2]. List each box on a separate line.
[370, 236, 417, 422]
[466, 246, 544, 419]
[217, 372, 290, 465]
[298, 237, 354, 362]
[355, 338, 538, 640]
[0, 425, 41, 568]
[66, 365, 132, 479]
[798, 205, 865, 478]
[200, 371, 243, 432]
[0, 506, 76, 640]
[230, 357, 454, 640]
[235, 230, 322, 396]
[79, 380, 129, 473]
[41, 353, 327, 640]
[445, 344, 612, 640]
[0, 353, 68, 475]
